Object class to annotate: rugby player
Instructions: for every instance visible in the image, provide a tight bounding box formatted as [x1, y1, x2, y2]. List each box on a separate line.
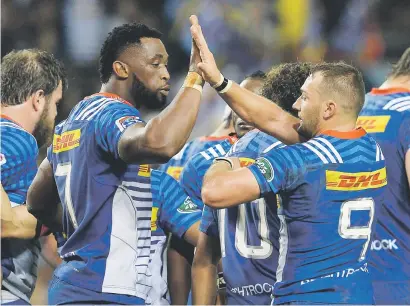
[26, 21, 205, 305]
[358, 47, 410, 304]
[1, 49, 66, 305]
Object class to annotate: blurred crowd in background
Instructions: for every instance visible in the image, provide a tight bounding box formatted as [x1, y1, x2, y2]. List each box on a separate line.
[2, 1, 410, 303]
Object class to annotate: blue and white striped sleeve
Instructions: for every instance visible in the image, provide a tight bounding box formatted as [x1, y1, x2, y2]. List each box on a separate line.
[152, 170, 201, 238]
[199, 205, 219, 238]
[248, 147, 304, 195]
[95, 102, 144, 159]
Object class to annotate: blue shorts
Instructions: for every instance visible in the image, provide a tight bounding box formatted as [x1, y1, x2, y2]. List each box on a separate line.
[48, 275, 145, 305]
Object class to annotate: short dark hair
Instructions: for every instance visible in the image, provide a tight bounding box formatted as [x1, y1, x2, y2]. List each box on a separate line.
[245, 70, 267, 80]
[99, 23, 162, 83]
[1, 49, 67, 106]
[311, 61, 365, 116]
[389, 47, 410, 78]
[262, 62, 312, 117]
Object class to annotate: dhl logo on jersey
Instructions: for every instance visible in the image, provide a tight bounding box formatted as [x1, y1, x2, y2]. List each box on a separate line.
[53, 129, 81, 153]
[151, 207, 159, 231]
[166, 166, 183, 180]
[326, 167, 387, 191]
[138, 164, 151, 177]
[356, 116, 390, 133]
[239, 157, 255, 167]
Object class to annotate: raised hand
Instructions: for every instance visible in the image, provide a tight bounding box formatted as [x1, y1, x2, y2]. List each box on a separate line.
[189, 15, 222, 86]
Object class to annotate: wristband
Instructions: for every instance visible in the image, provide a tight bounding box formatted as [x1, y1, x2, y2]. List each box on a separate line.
[183, 72, 204, 93]
[212, 73, 225, 89]
[214, 157, 233, 169]
[213, 74, 232, 93]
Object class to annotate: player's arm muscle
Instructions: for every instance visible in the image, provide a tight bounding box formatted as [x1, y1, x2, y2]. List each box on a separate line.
[202, 163, 260, 208]
[0, 184, 37, 239]
[192, 232, 221, 305]
[27, 158, 62, 232]
[183, 220, 200, 246]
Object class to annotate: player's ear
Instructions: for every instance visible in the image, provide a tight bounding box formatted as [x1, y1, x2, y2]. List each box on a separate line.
[31, 89, 46, 113]
[323, 100, 336, 119]
[113, 61, 129, 79]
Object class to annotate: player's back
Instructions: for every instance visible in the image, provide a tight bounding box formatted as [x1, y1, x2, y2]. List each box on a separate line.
[255, 129, 386, 304]
[0, 116, 40, 303]
[358, 88, 410, 303]
[159, 135, 233, 180]
[48, 93, 151, 303]
[199, 130, 284, 305]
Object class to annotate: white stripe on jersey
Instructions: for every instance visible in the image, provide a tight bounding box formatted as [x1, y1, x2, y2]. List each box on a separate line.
[376, 143, 380, 161]
[309, 140, 337, 163]
[383, 96, 410, 110]
[81, 100, 115, 121]
[75, 98, 107, 120]
[276, 210, 289, 283]
[200, 151, 212, 160]
[128, 189, 152, 200]
[231, 140, 240, 153]
[315, 137, 343, 163]
[387, 100, 410, 111]
[0, 122, 26, 132]
[122, 181, 151, 190]
[262, 141, 283, 154]
[397, 104, 410, 112]
[215, 144, 227, 156]
[208, 147, 219, 158]
[302, 142, 329, 164]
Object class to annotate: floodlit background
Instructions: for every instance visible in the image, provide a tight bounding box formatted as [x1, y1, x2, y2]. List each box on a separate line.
[2, 0, 410, 304]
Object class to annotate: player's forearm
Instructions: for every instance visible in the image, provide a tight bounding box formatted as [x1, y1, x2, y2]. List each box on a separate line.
[219, 82, 302, 144]
[192, 262, 218, 305]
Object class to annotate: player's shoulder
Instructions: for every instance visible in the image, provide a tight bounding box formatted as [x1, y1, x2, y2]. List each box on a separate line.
[364, 90, 410, 115]
[0, 118, 38, 157]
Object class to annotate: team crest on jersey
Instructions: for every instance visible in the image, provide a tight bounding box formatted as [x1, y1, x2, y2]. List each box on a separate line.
[166, 166, 183, 180]
[0, 153, 6, 166]
[255, 157, 274, 182]
[115, 116, 141, 132]
[239, 157, 255, 167]
[356, 116, 390, 133]
[53, 129, 81, 153]
[151, 207, 159, 231]
[177, 197, 201, 214]
[326, 167, 387, 191]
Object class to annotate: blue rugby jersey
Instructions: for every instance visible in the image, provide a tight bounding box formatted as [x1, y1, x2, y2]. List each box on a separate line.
[249, 128, 386, 304]
[1, 115, 40, 303]
[147, 170, 202, 304]
[358, 88, 410, 304]
[159, 136, 234, 181]
[47, 93, 151, 304]
[199, 130, 284, 305]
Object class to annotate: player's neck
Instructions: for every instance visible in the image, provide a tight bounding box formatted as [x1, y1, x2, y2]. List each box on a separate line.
[1, 104, 36, 133]
[379, 76, 410, 91]
[100, 82, 137, 108]
[317, 119, 357, 136]
[210, 122, 235, 137]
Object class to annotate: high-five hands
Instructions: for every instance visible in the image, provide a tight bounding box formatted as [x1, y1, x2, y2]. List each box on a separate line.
[189, 15, 222, 86]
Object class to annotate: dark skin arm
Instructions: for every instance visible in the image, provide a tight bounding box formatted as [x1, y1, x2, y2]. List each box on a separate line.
[192, 231, 221, 305]
[118, 17, 205, 164]
[26, 158, 63, 232]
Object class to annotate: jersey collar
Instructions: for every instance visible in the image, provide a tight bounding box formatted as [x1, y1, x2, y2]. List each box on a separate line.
[370, 87, 410, 95]
[320, 127, 366, 139]
[87, 92, 133, 107]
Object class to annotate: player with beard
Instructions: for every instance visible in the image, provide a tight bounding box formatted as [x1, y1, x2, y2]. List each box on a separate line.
[26, 21, 204, 305]
[0, 49, 66, 305]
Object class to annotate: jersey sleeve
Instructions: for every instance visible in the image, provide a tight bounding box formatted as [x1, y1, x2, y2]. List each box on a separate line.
[248, 146, 305, 195]
[151, 170, 201, 238]
[94, 102, 144, 159]
[179, 156, 205, 208]
[400, 115, 410, 152]
[199, 205, 219, 238]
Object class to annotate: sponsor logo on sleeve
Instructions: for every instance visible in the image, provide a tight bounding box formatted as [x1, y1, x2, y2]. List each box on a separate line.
[166, 166, 183, 180]
[356, 116, 390, 133]
[53, 129, 81, 153]
[0, 153, 6, 166]
[115, 116, 141, 132]
[151, 207, 159, 231]
[326, 167, 387, 191]
[177, 196, 201, 214]
[255, 157, 274, 182]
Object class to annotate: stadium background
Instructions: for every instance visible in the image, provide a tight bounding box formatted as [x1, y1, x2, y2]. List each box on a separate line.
[1, 0, 410, 304]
